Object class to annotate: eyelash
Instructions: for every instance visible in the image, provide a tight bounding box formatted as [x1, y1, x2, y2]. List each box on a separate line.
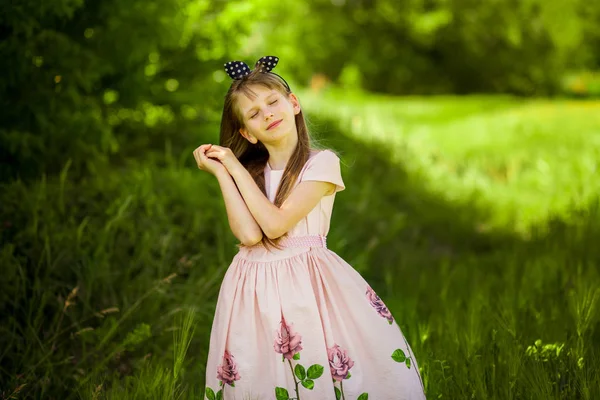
[249, 99, 278, 119]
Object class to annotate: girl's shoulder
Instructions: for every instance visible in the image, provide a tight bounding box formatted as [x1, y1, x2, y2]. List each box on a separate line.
[302, 149, 342, 172]
[301, 148, 345, 191]
[308, 148, 339, 162]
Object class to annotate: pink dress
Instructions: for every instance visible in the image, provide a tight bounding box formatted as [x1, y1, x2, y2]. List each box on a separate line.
[204, 150, 426, 400]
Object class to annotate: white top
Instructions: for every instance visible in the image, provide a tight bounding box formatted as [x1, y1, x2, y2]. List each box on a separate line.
[267, 170, 284, 202]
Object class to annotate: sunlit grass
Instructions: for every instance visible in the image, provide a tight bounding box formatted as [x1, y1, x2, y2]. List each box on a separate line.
[301, 89, 600, 233]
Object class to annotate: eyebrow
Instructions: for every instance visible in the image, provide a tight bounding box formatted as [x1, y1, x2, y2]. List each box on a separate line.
[244, 92, 279, 116]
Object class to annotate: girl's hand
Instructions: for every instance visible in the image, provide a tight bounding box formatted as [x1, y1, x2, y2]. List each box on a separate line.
[193, 144, 227, 176]
[205, 145, 243, 175]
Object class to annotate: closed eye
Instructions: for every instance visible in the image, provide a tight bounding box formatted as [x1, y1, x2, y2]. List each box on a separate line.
[249, 99, 278, 119]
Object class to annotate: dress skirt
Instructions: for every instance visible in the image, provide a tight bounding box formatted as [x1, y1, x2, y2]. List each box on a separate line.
[204, 235, 426, 400]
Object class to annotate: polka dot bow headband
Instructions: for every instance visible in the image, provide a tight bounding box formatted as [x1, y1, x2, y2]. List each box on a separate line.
[223, 55, 291, 90]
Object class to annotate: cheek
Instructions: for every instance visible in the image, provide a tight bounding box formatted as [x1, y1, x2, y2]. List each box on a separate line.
[248, 120, 262, 134]
[277, 103, 293, 116]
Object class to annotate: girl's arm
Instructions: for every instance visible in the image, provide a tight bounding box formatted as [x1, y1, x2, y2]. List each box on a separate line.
[193, 143, 262, 246]
[228, 166, 334, 239]
[215, 169, 264, 246]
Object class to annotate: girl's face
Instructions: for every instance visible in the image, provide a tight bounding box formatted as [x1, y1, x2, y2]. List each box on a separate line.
[236, 84, 301, 146]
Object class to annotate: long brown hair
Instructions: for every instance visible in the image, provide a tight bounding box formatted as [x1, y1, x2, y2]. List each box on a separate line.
[219, 68, 319, 249]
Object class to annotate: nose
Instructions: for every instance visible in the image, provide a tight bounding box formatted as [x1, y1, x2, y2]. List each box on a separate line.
[264, 110, 274, 120]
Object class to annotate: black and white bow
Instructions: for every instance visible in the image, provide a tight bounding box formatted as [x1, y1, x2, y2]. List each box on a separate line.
[224, 56, 280, 80]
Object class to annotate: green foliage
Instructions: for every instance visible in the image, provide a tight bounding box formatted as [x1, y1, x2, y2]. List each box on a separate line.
[562, 70, 600, 97]
[77, 309, 199, 399]
[3, 0, 600, 183]
[0, 0, 254, 182]
[257, 0, 600, 95]
[0, 161, 232, 397]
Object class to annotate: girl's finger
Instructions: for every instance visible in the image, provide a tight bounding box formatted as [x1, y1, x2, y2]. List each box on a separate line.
[208, 145, 224, 152]
[196, 144, 213, 154]
[198, 152, 211, 166]
[193, 148, 204, 161]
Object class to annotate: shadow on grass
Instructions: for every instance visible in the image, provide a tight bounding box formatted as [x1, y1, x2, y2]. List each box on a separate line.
[311, 116, 515, 262]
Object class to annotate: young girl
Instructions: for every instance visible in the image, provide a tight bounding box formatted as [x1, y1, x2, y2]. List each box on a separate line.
[193, 56, 426, 400]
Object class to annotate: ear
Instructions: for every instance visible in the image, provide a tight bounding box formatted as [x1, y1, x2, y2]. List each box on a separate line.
[289, 93, 301, 115]
[239, 127, 258, 144]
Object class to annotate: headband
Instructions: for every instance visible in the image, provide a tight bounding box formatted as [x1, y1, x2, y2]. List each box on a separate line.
[223, 55, 291, 91]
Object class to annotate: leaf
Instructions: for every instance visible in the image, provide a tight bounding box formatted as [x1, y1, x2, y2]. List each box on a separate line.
[293, 353, 301, 360]
[230, 382, 235, 387]
[275, 387, 289, 400]
[282, 355, 285, 362]
[205, 387, 215, 400]
[391, 349, 407, 363]
[335, 386, 342, 400]
[388, 320, 393, 325]
[358, 393, 369, 400]
[406, 358, 412, 369]
[301, 379, 315, 390]
[295, 364, 306, 381]
[216, 390, 222, 400]
[307, 364, 324, 379]
[344, 372, 351, 380]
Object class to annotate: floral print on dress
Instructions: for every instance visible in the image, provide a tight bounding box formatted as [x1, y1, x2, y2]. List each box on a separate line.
[205, 349, 241, 399]
[391, 348, 414, 369]
[273, 316, 325, 400]
[327, 344, 354, 381]
[217, 349, 241, 386]
[206, 323, 389, 400]
[366, 285, 394, 324]
[328, 344, 368, 400]
[274, 316, 304, 360]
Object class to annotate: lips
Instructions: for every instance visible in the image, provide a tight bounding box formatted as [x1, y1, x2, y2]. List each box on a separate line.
[267, 119, 283, 130]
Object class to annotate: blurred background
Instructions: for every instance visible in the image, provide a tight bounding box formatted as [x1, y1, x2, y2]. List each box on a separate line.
[1, 0, 599, 398]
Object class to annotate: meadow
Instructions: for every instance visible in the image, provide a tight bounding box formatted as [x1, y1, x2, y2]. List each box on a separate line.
[1, 92, 599, 400]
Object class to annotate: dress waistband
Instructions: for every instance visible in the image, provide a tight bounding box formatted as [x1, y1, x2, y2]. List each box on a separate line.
[247, 235, 327, 249]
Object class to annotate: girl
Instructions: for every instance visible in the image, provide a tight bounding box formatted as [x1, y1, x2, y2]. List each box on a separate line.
[193, 56, 426, 400]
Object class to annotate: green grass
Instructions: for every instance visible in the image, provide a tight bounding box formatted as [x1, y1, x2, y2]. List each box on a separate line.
[301, 89, 600, 233]
[1, 91, 599, 399]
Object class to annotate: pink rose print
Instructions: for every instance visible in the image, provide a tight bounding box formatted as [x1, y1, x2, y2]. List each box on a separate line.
[327, 344, 355, 382]
[216, 350, 241, 386]
[273, 316, 303, 360]
[366, 285, 394, 324]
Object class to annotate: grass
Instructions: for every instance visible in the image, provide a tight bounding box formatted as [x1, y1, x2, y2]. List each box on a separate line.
[300, 89, 600, 233]
[0, 90, 599, 399]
